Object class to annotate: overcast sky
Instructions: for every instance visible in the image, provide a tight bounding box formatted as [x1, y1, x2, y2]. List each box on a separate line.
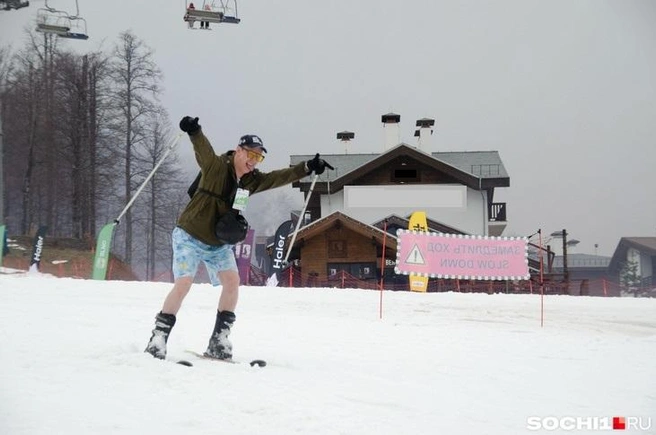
[2, 0, 655, 257]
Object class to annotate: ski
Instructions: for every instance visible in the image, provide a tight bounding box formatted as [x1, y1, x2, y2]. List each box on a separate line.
[185, 350, 267, 367]
[145, 354, 193, 367]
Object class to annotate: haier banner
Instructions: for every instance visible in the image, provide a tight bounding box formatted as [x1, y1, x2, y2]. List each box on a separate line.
[29, 226, 48, 273]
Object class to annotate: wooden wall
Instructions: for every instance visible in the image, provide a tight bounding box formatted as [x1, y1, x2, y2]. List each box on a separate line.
[300, 225, 377, 281]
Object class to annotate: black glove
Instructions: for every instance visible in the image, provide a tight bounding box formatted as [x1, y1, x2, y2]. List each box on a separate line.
[179, 116, 200, 135]
[306, 153, 334, 175]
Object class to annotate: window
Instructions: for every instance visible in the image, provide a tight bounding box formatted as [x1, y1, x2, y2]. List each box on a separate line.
[392, 168, 419, 182]
[327, 262, 377, 279]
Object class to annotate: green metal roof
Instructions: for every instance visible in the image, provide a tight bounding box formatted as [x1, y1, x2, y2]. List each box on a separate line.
[290, 143, 509, 183]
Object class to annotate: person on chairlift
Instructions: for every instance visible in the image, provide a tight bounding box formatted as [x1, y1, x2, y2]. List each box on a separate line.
[186, 2, 196, 29]
[200, 3, 211, 30]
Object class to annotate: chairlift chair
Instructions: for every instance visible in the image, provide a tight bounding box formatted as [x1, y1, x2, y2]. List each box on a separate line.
[35, 0, 88, 40]
[36, 7, 72, 36]
[1, 0, 30, 11]
[184, 0, 240, 27]
[58, 17, 89, 41]
[58, 16, 89, 40]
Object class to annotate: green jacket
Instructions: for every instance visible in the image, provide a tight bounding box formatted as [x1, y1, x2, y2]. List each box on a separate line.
[177, 129, 309, 246]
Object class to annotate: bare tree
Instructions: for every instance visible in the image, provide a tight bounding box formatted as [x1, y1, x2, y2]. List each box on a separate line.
[2, 31, 191, 280]
[0, 45, 28, 232]
[0, 30, 76, 236]
[108, 30, 162, 264]
[53, 52, 88, 238]
[133, 106, 186, 280]
[10, 32, 53, 235]
[86, 52, 112, 240]
[0, 45, 14, 227]
[2, 32, 114, 240]
[50, 50, 111, 241]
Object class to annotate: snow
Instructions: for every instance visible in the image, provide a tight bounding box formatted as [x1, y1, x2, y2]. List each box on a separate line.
[1, 273, 655, 435]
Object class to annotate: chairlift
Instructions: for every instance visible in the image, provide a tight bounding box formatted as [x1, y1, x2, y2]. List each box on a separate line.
[183, 0, 240, 28]
[1, 0, 30, 11]
[57, 15, 88, 40]
[35, 0, 88, 40]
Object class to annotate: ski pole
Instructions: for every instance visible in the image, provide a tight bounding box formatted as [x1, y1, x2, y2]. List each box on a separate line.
[114, 132, 184, 224]
[282, 173, 318, 265]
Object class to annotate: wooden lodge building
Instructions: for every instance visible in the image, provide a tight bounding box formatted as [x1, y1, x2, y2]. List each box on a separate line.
[258, 113, 515, 289]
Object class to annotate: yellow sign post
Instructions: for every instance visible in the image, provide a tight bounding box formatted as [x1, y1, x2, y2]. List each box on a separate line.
[408, 211, 429, 292]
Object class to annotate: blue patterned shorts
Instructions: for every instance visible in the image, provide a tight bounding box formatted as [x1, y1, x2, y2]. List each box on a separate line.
[171, 227, 237, 286]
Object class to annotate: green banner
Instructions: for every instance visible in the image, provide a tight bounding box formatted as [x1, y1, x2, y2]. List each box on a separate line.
[91, 223, 116, 280]
[0, 225, 5, 268]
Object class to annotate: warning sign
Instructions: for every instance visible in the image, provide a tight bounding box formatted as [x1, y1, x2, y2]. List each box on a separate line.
[404, 244, 425, 265]
[395, 230, 530, 280]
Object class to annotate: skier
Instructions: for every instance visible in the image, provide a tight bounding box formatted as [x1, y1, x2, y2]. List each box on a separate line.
[145, 116, 333, 360]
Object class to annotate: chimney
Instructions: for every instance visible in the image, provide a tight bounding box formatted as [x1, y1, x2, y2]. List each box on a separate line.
[381, 112, 400, 151]
[566, 239, 580, 254]
[415, 117, 435, 151]
[336, 130, 355, 154]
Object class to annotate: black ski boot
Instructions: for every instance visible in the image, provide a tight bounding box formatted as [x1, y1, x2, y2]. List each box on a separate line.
[144, 312, 176, 359]
[204, 310, 236, 360]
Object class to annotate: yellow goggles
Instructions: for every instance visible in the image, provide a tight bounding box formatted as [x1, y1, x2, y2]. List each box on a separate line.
[242, 148, 265, 163]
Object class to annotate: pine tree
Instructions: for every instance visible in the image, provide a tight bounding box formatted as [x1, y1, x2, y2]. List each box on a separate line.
[619, 259, 641, 297]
